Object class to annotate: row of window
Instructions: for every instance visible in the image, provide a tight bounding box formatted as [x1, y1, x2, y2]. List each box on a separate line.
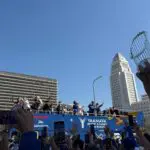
[0, 75, 57, 85]
[0, 86, 57, 95]
[0, 99, 56, 105]
[0, 74, 56, 84]
[0, 96, 57, 102]
[0, 97, 57, 101]
[0, 98, 56, 105]
[0, 79, 57, 87]
[0, 78, 57, 89]
[0, 89, 57, 96]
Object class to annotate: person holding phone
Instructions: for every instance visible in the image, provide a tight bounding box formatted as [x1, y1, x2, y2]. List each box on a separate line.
[0, 108, 41, 150]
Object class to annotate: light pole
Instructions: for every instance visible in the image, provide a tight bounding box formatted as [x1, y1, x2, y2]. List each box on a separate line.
[92, 75, 102, 115]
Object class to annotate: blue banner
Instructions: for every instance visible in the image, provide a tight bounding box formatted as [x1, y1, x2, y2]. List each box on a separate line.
[33, 112, 144, 139]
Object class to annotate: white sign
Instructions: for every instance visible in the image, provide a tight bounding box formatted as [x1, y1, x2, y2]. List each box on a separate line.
[87, 119, 107, 129]
[34, 125, 49, 128]
[79, 118, 86, 129]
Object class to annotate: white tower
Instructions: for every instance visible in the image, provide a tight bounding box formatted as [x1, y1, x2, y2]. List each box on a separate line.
[110, 53, 138, 111]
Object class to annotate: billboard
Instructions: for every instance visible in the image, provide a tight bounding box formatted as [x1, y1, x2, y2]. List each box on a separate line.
[33, 112, 144, 139]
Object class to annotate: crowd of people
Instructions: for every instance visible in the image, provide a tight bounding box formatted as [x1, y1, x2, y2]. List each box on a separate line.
[2, 109, 150, 150]
[11, 96, 91, 116]
[11, 95, 126, 118]
[0, 60, 150, 150]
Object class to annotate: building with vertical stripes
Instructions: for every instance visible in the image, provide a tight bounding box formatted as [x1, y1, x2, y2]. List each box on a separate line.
[110, 53, 138, 111]
[0, 71, 57, 110]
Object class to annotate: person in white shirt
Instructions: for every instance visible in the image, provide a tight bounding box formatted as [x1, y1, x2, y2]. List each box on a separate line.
[23, 97, 31, 110]
[36, 96, 43, 110]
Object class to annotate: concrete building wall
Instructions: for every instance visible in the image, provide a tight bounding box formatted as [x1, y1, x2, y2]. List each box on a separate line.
[110, 53, 138, 111]
[131, 94, 150, 127]
[0, 71, 57, 110]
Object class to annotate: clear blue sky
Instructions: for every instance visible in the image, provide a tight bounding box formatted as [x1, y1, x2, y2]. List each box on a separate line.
[0, 0, 149, 109]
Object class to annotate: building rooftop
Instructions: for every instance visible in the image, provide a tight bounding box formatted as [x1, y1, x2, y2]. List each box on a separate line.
[113, 53, 127, 62]
[0, 71, 57, 82]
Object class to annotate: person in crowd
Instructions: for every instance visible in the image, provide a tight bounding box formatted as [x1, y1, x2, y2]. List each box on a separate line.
[119, 110, 123, 116]
[1, 106, 149, 150]
[56, 101, 63, 114]
[40, 127, 50, 150]
[78, 105, 84, 116]
[109, 107, 114, 115]
[31, 96, 43, 111]
[102, 109, 107, 116]
[121, 122, 137, 150]
[45, 97, 54, 113]
[62, 105, 68, 114]
[22, 97, 31, 111]
[73, 101, 79, 115]
[111, 107, 119, 117]
[31, 96, 38, 110]
[12, 97, 30, 111]
[42, 100, 51, 113]
[8, 131, 20, 150]
[37, 96, 43, 110]
[11, 98, 22, 111]
[68, 106, 73, 115]
[0, 128, 9, 150]
[12, 98, 19, 106]
[88, 101, 95, 116]
[96, 102, 104, 115]
[0, 108, 41, 150]
[72, 137, 84, 150]
[133, 123, 150, 150]
[18, 98, 25, 108]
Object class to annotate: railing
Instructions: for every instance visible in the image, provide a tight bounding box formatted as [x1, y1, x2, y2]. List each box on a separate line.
[33, 110, 130, 117]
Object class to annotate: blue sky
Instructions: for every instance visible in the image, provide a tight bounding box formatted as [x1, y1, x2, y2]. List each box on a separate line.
[0, 0, 149, 109]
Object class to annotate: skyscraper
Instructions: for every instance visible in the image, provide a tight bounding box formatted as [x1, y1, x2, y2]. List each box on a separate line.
[110, 53, 138, 111]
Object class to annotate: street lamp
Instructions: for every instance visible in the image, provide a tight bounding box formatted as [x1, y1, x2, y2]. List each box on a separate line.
[92, 75, 102, 115]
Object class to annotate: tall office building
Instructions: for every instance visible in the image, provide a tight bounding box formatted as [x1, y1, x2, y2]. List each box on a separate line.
[0, 71, 57, 110]
[110, 53, 138, 111]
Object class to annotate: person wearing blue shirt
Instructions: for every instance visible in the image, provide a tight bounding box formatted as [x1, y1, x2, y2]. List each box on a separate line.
[73, 101, 78, 115]
[122, 122, 138, 150]
[88, 101, 95, 116]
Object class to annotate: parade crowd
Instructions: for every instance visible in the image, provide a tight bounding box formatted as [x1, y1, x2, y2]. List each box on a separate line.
[5, 109, 150, 150]
[11, 95, 124, 117]
[0, 61, 150, 150]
